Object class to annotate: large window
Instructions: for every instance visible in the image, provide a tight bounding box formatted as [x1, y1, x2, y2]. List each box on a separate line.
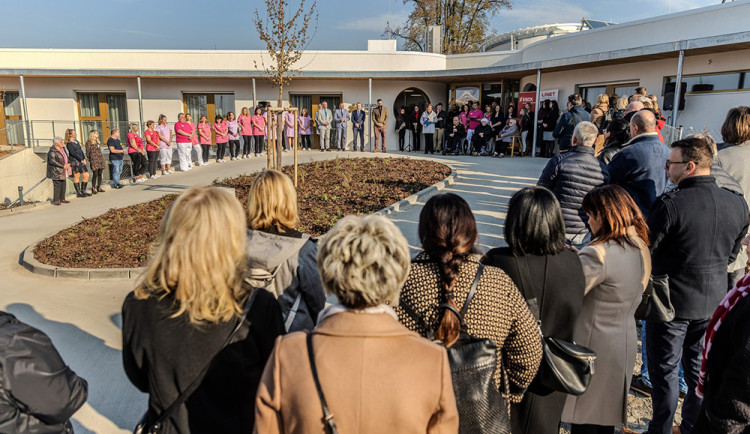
[77, 92, 128, 139]
[1, 91, 24, 146]
[579, 82, 639, 107]
[666, 71, 748, 93]
[183, 93, 235, 142]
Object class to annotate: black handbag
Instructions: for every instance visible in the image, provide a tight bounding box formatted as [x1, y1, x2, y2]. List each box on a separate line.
[133, 290, 259, 434]
[401, 264, 511, 434]
[514, 256, 596, 396]
[635, 274, 675, 322]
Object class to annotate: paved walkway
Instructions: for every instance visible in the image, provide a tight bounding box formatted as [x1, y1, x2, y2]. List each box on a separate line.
[0, 150, 547, 433]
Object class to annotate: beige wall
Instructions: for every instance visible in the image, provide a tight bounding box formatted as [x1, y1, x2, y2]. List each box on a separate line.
[520, 49, 750, 135]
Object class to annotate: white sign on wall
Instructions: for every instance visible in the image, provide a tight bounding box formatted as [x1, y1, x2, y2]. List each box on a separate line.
[540, 89, 559, 102]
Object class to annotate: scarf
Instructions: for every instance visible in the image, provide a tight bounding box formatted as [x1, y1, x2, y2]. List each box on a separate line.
[696, 273, 750, 398]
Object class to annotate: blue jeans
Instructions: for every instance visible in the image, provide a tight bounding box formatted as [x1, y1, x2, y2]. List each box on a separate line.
[111, 160, 123, 186]
[641, 320, 688, 393]
[645, 319, 708, 434]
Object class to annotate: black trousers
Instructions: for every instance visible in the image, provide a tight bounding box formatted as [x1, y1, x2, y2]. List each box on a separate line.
[229, 140, 240, 158]
[446, 136, 462, 153]
[570, 424, 614, 434]
[472, 136, 490, 153]
[300, 135, 310, 149]
[91, 169, 103, 189]
[398, 129, 406, 150]
[130, 153, 145, 176]
[242, 135, 252, 155]
[412, 129, 421, 151]
[53, 179, 66, 202]
[147, 150, 159, 176]
[424, 133, 434, 153]
[217, 143, 227, 160]
[646, 319, 707, 434]
[253, 135, 264, 154]
[201, 145, 211, 162]
[542, 140, 555, 157]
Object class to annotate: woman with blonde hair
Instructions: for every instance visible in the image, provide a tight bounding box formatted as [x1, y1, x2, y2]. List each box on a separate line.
[85, 130, 106, 193]
[255, 215, 459, 433]
[245, 169, 326, 332]
[65, 128, 91, 197]
[122, 186, 284, 433]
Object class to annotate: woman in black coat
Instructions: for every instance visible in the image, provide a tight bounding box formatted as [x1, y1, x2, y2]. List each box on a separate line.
[410, 104, 422, 152]
[597, 118, 630, 164]
[65, 129, 91, 197]
[542, 101, 560, 157]
[483, 186, 586, 434]
[122, 186, 284, 434]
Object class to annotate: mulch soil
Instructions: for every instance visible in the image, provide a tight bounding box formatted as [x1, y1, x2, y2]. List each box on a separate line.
[33, 158, 451, 269]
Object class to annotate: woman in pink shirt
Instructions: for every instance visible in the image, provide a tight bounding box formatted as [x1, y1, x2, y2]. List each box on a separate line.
[198, 115, 212, 165]
[127, 123, 147, 183]
[284, 110, 296, 151]
[459, 104, 470, 129]
[297, 108, 312, 151]
[155, 114, 173, 175]
[251, 107, 266, 157]
[185, 113, 203, 167]
[238, 107, 253, 159]
[144, 121, 160, 179]
[212, 115, 229, 163]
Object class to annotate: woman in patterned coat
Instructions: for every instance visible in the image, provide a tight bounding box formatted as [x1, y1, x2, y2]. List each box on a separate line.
[395, 193, 542, 409]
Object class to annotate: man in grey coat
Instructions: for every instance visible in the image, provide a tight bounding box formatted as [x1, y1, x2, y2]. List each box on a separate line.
[315, 101, 333, 151]
[334, 102, 350, 151]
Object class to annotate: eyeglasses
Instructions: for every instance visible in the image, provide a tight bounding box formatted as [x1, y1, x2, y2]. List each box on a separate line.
[664, 160, 691, 169]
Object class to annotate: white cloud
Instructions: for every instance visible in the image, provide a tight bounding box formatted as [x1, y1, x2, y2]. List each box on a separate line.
[492, 0, 590, 31]
[335, 13, 405, 32]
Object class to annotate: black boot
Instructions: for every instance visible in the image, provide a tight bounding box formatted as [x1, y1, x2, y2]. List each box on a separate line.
[81, 182, 92, 196]
[73, 182, 84, 198]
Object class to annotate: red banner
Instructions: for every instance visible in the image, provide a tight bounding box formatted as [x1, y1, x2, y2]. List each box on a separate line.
[518, 92, 536, 115]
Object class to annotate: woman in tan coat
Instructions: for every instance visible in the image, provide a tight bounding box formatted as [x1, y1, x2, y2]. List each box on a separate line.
[396, 193, 542, 421]
[254, 215, 459, 434]
[562, 185, 651, 434]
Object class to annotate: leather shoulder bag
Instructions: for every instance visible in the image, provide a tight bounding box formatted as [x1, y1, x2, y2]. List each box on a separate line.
[514, 255, 596, 396]
[635, 274, 674, 322]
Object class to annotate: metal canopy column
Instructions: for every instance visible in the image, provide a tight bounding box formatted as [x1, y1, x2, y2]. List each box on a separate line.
[19, 74, 31, 147]
[137, 76, 144, 130]
[368, 77, 372, 151]
[531, 69, 542, 158]
[671, 50, 685, 129]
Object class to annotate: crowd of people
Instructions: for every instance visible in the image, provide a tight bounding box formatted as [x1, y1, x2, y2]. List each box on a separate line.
[16, 96, 750, 433]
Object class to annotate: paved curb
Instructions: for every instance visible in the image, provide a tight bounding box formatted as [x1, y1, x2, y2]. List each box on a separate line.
[20, 160, 458, 280]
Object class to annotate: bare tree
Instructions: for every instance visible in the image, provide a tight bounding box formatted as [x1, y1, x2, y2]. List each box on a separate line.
[253, 0, 317, 170]
[385, 0, 509, 54]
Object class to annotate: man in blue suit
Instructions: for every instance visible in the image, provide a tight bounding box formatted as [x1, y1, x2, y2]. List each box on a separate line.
[351, 102, 366, 151]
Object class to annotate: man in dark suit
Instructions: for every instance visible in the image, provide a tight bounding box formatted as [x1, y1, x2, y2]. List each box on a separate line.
[646, 134, 749, 434]
[434, 103, 446, 153]
[351, 102, 366, 151]
[445, 116, 465, 155]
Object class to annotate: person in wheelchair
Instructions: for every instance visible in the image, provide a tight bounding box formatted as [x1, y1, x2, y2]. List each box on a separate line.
[494, 119, 520, 158]
[444, 116, 466, 155]
[471, 118, 493, 156]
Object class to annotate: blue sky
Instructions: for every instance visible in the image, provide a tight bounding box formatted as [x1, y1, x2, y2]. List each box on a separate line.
[4, 0, 718, 51]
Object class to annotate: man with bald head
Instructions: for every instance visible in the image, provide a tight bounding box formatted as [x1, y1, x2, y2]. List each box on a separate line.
[607, 110, 671, 217]
[623, 101, 645, 123]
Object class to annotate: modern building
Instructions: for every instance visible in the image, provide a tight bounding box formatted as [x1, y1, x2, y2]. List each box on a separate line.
[1, 0, 749, 201]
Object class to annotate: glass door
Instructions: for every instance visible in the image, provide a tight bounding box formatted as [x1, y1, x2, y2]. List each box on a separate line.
[1, 91, 24, 146]
[77, 92, 128, 140]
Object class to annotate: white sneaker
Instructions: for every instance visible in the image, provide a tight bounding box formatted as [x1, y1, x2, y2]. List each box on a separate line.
[152, 174, 160, 179]
[168, 170, 174, 174]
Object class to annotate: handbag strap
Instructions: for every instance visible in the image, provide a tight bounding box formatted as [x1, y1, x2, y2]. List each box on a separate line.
[460, 264, 485, 319]
[150, 290, 259, 430]
[513, 256, 548, 323]
[306, 333, 339, 434]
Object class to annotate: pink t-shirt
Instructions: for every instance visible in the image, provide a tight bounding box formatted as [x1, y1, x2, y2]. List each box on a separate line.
[213, 121, 229, 143]
[198, 123, 211, 145]
[144, 129, 159, 152]
[126, 132, 143, 153]
[189, 122, 199, 144]
[459, 112, 468, 127]
[468, 109, 483, 130]
[238, 115, 253, 136]
[251, 115, 266, 136]
[174, 121, 192, 143]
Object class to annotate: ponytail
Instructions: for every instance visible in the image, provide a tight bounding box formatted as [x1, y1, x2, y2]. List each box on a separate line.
[433, 248, 466, 347]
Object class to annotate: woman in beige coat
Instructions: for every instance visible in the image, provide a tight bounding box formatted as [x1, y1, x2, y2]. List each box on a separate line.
[254, 215, 459, 434]
[562, 185, 651, 434]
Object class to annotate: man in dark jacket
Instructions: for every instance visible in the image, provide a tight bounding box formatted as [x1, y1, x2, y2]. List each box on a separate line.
[552, 94, 590, 153]
[444, 116, 465, 155]
[607, 110, 671, 218]
[0, 311, 88, 433]
[645, 135, 749, 434]
[434, 103, 446, 153]
[538, 121, 609, 247]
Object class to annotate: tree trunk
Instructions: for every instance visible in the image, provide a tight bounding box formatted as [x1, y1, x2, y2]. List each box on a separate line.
[276, 85, 283, 170]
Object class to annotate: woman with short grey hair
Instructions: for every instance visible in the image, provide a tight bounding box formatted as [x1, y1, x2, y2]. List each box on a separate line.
[254, 215, 459, 434]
